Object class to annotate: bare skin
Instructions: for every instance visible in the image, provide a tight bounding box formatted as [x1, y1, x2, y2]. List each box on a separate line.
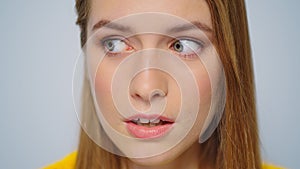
[86, 0, 216, 168]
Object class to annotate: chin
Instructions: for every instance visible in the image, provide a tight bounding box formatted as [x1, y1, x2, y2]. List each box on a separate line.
[128, 150, 178, 167]
[124, 132, 201, 167]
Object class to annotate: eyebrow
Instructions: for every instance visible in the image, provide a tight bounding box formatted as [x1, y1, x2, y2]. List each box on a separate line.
[92, 19, 133, 32]
[168, 21, 213, 33]
[92, 19, 213, 34]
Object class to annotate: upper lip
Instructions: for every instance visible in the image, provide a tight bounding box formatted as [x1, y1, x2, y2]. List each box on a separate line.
[124, 114, 174, 123]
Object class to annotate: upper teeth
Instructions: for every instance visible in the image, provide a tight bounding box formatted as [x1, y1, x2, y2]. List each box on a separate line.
[132, 118, 161, 124]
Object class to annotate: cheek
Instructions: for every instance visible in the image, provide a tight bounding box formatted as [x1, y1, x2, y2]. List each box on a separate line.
[188, 62, 212, 133]
[93, 62, 121, 126]
[93, 59, 121, 104]
[93, 58, 125, 104]
[193, 64, 212, 109]
[198, 76, 211, 108]
[95, 70, 112, 100]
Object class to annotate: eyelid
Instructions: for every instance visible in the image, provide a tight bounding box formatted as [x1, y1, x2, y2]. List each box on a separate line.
[168, 37, 205, 60]
[100, 35, 129, 46]
[100, 36, 135, 55]
[168, 37, 204, 54]
[170, 37, 204, 46]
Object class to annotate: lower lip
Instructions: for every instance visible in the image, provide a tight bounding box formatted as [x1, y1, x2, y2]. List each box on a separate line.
[126, 122, 173, 139]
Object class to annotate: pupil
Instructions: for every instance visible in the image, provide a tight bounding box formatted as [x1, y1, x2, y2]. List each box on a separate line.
[174, 42, 183, 52]
[107, 41, 114, 51]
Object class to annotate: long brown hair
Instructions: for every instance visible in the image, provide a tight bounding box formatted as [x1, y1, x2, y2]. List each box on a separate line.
[74, 0, 261, 168]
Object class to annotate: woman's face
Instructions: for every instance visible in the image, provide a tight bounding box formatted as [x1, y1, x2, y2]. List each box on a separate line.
[84, 0, 221, 166]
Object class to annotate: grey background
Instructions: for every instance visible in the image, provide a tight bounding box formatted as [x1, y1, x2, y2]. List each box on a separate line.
[0, 0, 299, 168]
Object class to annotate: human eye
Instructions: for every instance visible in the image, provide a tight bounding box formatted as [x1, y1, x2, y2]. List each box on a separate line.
[101, 37, 134, 56]
[170, 39, 204, 60]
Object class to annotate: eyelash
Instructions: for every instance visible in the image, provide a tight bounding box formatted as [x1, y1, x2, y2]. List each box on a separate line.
[100, 37, 204, 60]
[169, 39, 204, 60]
[100, 37, 134, 57]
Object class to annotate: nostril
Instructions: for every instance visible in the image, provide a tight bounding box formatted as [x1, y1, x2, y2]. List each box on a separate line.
[130, 93, 151, 111]
[132, 93, 143, 100]
[131, 89, 166, 102]
[150, 89, 166, 100]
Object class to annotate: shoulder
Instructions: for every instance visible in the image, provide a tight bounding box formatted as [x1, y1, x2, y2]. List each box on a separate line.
[43, 152, 286, 169]
[42, 152, 77, 169]
[262, 163, 287, 169]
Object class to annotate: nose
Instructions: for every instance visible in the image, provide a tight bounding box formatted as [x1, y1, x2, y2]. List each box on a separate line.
[129, 69, 168, 111]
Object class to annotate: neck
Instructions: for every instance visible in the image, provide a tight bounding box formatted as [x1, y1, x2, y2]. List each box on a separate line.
[126, 141, 215, 169]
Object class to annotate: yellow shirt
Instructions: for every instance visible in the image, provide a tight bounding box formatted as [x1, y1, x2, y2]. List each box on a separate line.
[43, 152, 285, 169]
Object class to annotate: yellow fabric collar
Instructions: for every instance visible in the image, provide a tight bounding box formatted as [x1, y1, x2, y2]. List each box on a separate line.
[42, 152, 285, 169]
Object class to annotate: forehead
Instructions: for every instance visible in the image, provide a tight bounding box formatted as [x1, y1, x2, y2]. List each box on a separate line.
[88, 0, 212, 31]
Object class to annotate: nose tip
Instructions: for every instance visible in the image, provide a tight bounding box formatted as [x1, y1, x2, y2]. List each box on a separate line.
[132, 88, 166, 103]
[130, 69, 168, 106]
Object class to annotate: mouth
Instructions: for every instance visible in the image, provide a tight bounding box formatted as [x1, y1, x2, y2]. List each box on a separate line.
[125, 114, 174, 139]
